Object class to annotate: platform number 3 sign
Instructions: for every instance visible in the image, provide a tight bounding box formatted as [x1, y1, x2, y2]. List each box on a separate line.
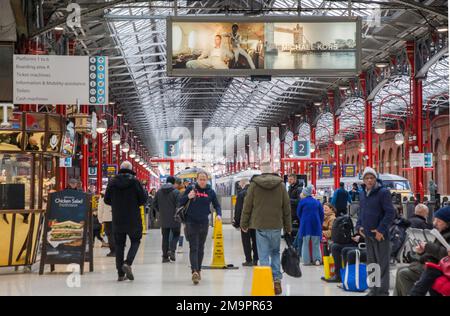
[293, 141, 310, 158]
[66, 3, 81, 29]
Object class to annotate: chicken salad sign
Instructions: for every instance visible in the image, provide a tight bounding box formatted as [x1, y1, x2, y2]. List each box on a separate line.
[39, 189, 92, 275]
[14, 55, 108, 105]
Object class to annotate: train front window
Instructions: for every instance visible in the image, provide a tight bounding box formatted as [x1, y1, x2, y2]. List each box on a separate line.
[383, 180, 411, 191]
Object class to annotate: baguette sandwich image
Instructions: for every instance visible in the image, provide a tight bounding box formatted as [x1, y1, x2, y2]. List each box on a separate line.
[49, 221, 84, 242]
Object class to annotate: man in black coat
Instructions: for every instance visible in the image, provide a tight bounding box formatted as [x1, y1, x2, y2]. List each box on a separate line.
[287, 174, 302, 225]
[153, 176, 181, 263]
[105, 161, 148, 281]
[233, 178, 258, 266]
[409, 204, 433, 230]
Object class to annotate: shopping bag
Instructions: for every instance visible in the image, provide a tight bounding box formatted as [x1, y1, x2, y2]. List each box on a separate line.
[323, 255, 335, 280]
[340, 249, 368, 292]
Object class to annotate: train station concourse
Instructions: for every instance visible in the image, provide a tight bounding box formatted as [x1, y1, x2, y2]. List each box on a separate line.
[0, 0, 449, 302]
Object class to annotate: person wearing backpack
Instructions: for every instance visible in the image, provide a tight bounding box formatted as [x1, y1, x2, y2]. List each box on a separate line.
[297, 185, 324, 266]
[233, 178, 258, 267]
[331, 182, 352, 216]
[356, 167, 396, 296]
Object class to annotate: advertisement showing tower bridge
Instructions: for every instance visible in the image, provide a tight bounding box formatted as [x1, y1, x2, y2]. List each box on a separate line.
[265, 22, 357, 70]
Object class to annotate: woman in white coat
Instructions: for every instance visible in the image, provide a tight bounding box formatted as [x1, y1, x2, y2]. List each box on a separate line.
[98, 191, 115, 257]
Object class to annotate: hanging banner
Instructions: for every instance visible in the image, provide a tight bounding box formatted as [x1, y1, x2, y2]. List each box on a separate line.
[293, 140, 310, 158]
[342, 164, 356, 177]
[102, 164, 118, 179]
[13, 55, 108, 105]
[319, 164, 333, 179]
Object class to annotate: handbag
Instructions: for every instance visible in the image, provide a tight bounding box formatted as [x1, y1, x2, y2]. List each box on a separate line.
[174, 200, 191, 223]
[340, 249, 368, 292]
[282, 234, 302, 278]
[439, 256, 450, 278]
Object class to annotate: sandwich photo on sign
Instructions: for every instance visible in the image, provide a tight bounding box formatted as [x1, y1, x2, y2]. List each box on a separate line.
[47, 220, 84, 248]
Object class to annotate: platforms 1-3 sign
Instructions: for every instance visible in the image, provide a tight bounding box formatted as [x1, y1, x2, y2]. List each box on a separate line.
[13, 55, 108, 105]
[293, 141, 310, 158]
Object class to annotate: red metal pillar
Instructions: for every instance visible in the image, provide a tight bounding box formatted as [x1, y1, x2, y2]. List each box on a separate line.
[169, 160, 175, 176]
[359, 73, 373, 168]
[96, 132, 103, 194]
[311, 127, 317, 188]
[407, 41, 424, 200]
[81, 105, 89, 192]
[280, 142, 285, 176]
[329, 91, 341, 189]
[107, 130, 113, 165]
[57, 105, 67, 190]
[334, 115, 341, 189]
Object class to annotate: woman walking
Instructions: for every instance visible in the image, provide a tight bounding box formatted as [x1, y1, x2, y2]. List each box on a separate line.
[179, 172, 222, 285]
[297, 185, 324, 266]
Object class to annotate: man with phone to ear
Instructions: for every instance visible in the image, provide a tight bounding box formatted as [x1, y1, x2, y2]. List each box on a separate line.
[356, 167, 396, 296]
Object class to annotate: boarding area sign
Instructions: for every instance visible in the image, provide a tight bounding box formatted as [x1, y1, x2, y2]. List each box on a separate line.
[13, 55, 108, 105]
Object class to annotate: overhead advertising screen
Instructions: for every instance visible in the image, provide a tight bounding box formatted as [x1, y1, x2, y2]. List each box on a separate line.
[167, 16, 361, 77]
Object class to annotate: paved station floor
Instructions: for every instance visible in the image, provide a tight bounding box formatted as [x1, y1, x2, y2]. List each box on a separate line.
[0, 225, 398, 296]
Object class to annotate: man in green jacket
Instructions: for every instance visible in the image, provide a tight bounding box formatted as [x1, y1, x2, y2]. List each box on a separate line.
[241, 163, 292, 295]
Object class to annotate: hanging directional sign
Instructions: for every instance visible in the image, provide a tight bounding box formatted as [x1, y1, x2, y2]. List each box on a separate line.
[293, 140, 310, 158]
[163, 140, 180, 158]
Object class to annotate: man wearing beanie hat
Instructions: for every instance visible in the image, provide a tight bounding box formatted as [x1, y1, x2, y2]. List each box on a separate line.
[356, 167, 396, 296]
[395, 206, 450, 296]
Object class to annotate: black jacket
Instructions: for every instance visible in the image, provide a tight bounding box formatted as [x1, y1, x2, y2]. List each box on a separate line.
[408, 215, 433, 230]
[420, 227, 450, 264]
[104, 169, 148, 233]
[179, 184, 222, 225]
[233, 184, 250, 228]
[288, 182, 302, 219]
[153, 183, 180, 229]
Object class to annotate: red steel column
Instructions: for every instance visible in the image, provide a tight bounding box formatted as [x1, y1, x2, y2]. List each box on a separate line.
[57, 105, 67, 190]
[311, 127, 317, 188]
[407, 41, 424, 201]
[107, 130, 113, 165]
[329, 91, 341, 189]
[96, 132, 103, 194]
[280, 142, 285, 176]
[359, 73, 373, 168]
[81, 105, 89, 192]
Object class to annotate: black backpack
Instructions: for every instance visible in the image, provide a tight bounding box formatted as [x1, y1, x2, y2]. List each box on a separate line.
[331, 215, 354, 244]
[389, 217, 410, 260]
[281, 235, 302, 278]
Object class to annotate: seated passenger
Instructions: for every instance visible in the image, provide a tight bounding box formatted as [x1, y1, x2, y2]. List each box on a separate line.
[323, 233, 365, 283]
[394, 206, 450, 296]
[322, 203, 337, 240]
[186, 35, 233, 70]
[409, 203, 433, 230]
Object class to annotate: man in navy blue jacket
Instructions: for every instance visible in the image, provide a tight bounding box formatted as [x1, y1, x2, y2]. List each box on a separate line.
[356, 167, 396, 296]
[178, 171, 222, 285]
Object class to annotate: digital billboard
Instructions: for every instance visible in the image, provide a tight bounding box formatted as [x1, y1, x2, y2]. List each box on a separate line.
[167, 16, 361, 77]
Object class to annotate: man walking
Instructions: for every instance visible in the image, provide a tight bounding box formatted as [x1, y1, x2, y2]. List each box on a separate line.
[105, 161, 148, 282]
[153, 176, 181, 262]
[241, 163, 292, 295]
[356, 167, 395, 296]
[331, 182, 352, 216]
[233, 178, 258, 266]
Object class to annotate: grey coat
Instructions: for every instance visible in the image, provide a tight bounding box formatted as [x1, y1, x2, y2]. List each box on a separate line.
[153, 184, 181, 229]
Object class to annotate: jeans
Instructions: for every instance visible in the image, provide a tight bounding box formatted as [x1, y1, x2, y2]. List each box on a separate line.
[114, 230, 142, 277]
[185, 222, 209, 272]
[256, 229, 282, 281]
[161, 227, 181, 258]
[301, 236, 322, 264]
[409, 266, 443, 296]
[104, 222, 115, 254]
[241, 229, 258, 263]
